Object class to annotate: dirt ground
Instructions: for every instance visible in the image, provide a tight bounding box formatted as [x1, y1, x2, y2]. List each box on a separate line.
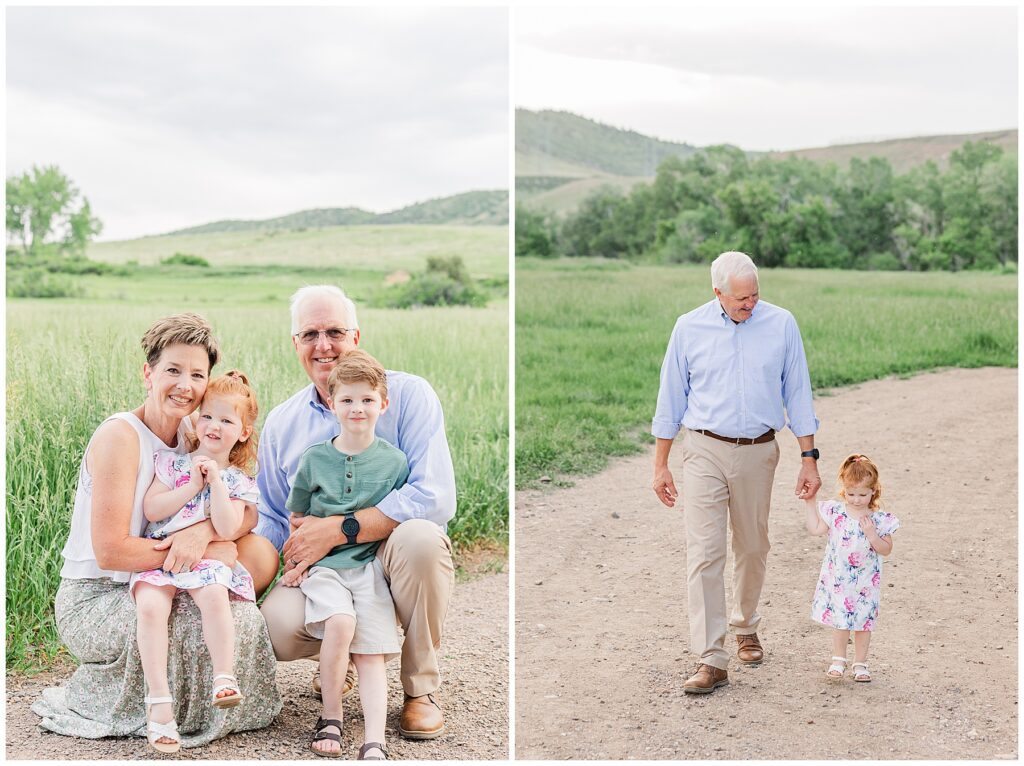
[516, 367, 1017, 760]
[6, 569, 508, 760]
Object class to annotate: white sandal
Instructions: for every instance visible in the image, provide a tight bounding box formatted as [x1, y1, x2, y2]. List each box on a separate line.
[212, 673, 244, 708]
[144, 695, 181, 754]
[852, 662, 872, 682]
[826, 656, 847, 678]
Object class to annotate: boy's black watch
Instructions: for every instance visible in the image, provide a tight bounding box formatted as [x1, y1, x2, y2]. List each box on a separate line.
[801, 448, 820, 460]
[342, 516, 360, 545]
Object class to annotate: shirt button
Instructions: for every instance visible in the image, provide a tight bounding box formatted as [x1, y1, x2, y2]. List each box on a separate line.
[347, 473, 353, 479]
[346, 487, 352, 493]
[346, 456, 352, 462]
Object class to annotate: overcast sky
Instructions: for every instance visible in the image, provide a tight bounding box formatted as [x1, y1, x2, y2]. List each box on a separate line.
[516, 6, 1017, 152]
[7, 7, 508, 240]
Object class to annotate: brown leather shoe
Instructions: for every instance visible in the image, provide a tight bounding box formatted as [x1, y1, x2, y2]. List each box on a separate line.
[683, 664, 729, 694]
[312, 662, 357, 701]
[399, 693, 445, 740]
[736, 633, 764, 665]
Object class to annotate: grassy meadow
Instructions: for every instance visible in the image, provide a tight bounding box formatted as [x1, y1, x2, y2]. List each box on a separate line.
[516, 258, 1017, 487]
[7, 226, 508, 670]
[88, 224, 509, 277]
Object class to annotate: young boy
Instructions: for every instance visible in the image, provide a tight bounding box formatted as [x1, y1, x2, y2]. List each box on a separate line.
[281, 349, 409, 760]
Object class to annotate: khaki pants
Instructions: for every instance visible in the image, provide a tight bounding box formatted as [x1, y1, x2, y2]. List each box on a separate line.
[260, 519, 454, 697]
[681, 429, 780, 670]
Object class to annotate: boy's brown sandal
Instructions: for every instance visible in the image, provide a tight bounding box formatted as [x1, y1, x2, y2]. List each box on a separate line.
[736, 633, 764, 665]
[312, 663, 358, 701]
[358, 742, 389, 760]
[683, 664, 729, 694]
[309, 717, 344, 759]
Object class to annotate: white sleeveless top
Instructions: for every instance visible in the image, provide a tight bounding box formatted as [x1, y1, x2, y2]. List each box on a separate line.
[60, 412, 190, 582]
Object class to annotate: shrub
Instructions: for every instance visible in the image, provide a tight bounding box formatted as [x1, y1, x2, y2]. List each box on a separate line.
[384, 255, 487, 308]
[7, 268, 83, 298]
[161, 252, 210, 267]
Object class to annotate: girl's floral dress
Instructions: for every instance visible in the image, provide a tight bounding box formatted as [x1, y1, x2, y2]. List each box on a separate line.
[128, 449, 258, 601]
[810, 500, 900, 631]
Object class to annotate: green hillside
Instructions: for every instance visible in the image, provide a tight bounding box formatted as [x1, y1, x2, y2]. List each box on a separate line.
[515, 108, 700, 177]
[516, 107, 1018, 217]
[768, 129, 1018, 174]
[165, 189, 508, 236]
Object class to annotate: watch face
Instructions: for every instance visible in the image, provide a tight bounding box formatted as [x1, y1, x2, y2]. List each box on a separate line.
[342, 517, 359, 535]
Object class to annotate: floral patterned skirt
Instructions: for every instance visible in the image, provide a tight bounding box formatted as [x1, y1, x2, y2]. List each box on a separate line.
[31, 577, 281, 748]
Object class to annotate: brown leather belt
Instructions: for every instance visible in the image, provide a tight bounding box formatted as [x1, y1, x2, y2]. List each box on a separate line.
[695, 428, 775, 446]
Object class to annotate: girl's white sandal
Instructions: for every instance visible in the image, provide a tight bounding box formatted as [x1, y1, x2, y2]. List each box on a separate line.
[852, 662, 872, 682]
[826, 656, 847, 678]
[144, 695, 181, 753]
[212, 673, 245, 708]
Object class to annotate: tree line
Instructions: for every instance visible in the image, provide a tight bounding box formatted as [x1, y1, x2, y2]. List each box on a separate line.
[516, 141, 1017, 271]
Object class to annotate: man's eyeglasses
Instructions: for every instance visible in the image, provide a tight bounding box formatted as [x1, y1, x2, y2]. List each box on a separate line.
[293, 328, 356, 345]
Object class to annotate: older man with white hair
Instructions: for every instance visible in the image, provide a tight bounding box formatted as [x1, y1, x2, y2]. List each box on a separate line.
[253, 284, 456, 739]
[652, 251, 821, 694]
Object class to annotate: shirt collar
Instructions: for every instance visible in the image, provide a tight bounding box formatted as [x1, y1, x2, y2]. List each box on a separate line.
[717, 300, 759, 326]
[304, 383, 331, 414]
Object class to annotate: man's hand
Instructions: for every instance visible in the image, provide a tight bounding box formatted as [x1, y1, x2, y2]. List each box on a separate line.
[653, 466, 679, 508]
[154, 522, 215, 573]
[795, 461, 822, 500]
[282, 514, 339, 574]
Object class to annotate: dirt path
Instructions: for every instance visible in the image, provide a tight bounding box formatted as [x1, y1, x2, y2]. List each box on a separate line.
[516, 367, 1017, 760]
[6, 570, 508, 760]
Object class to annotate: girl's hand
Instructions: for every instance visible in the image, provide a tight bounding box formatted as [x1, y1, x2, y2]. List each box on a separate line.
[858, 516, 877, 538]
[186, 460, 207, 492]
[202, 461, 222, 484]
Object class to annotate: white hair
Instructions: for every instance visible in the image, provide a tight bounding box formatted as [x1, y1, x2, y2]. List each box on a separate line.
[289, 285, 359, 335]
[711, 251, 759, 294]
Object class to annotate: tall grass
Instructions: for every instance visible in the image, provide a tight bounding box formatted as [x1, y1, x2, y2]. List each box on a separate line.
[7, 297, 507, 669]
[516, 259, 1017, 487]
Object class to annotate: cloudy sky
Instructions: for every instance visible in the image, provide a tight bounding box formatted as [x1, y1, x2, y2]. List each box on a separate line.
[516, 6, 1017, 151]
[7, 7, 508, 240]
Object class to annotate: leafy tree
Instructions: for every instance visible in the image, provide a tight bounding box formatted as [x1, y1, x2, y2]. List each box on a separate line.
[515, 204, 556, 257]
[5, 165, 102, 256]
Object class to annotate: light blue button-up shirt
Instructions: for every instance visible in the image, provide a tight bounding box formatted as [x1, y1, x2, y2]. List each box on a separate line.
[652, 298, 819, 441]
[255, 371, 457, 551]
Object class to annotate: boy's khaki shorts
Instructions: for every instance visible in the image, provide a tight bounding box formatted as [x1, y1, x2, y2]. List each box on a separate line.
[299, 559, 402, 660]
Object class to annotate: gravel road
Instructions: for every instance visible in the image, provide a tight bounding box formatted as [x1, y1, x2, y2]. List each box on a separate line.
[7, 569, 508, 760]
[516, 368, 1017, 760]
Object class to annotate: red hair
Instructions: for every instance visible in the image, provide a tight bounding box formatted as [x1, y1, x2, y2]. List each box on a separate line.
[836, 453, 883, 510]
[203, 370, 259, 474]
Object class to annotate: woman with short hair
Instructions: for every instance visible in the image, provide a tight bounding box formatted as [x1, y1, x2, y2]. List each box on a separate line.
[32, 313, 281, 748]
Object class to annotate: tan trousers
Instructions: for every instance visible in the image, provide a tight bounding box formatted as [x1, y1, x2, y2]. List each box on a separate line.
[681, 429, 780, 670]
[260, 518, 454, 697]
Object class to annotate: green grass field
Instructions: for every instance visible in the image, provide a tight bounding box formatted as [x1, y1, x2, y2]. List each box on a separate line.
[88, 224, 509, 278]
[516, 258, 1017, 487]
[7, 226, 508, 670]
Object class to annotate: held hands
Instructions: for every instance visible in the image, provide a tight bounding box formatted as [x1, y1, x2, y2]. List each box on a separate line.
[653, 466, 679, 509]
[794, 462, 821, 501]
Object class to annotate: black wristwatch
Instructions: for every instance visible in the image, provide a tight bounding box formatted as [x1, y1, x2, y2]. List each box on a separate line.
[342, 516, 360, 545]
[801, 449, 820, 460]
